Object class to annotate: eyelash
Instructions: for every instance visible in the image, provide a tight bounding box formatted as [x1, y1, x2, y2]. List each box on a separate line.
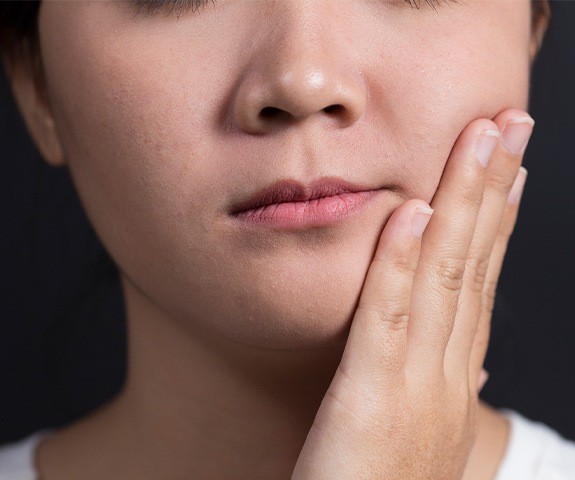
[131, 0, 213, 17]
[130, 0, 449, 17]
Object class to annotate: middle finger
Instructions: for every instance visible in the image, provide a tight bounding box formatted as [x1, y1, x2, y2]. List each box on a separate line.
[406, 118, 499, 376]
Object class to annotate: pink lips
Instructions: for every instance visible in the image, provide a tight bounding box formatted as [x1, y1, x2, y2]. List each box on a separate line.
[230, 177, 382, 229]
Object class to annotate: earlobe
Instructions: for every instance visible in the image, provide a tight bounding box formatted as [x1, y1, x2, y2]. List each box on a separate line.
[5, 56, 65, 167]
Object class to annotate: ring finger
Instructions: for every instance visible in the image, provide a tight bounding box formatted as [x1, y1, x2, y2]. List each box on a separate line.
[445, 111, 534, 384]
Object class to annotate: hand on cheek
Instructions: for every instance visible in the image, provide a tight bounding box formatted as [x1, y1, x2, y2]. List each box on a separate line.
[292, 109, 532, 479]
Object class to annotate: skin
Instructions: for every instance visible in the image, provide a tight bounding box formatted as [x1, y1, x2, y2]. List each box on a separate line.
[5, 0, 547, 478]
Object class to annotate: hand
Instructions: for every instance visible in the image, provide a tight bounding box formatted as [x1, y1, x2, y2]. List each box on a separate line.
[292, 109, 533, 479]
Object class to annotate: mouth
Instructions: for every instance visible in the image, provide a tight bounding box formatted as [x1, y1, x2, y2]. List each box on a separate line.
[229, 177, 385, 229]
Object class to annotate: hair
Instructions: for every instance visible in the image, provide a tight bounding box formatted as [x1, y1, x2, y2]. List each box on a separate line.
[0, 2, 40, 66]
[0, 1, 553, 67]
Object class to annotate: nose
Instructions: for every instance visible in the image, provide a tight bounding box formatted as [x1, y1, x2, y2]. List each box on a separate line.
[232, 6, 367, 134]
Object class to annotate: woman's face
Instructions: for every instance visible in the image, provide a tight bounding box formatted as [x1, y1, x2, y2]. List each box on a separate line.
[35, 0, 534, 349]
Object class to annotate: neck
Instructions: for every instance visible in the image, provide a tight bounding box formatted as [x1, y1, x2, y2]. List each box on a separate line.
[120, 274, 347, 479]
[36, 275, 509, 480]
[39, 275, 345, 480]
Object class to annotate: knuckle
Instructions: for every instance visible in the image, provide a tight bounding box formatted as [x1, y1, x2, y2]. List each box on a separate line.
[382, 307, 411, 331]
[459, 180, 483, 208]
[436, 256, 467, 292]
[486, 167, 517, 196]
[357, 304, 410, 332]
[464, 252, 490, 293]
[482, 279, 498, 314]
[391, 249, 418, 277]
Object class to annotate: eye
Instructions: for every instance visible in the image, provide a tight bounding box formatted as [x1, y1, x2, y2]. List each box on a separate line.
[131, 0, 214, 16]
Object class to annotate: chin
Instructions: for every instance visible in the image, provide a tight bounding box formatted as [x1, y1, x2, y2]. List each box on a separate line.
[225, 296, 358, 351]
[191, 261, 370, 351]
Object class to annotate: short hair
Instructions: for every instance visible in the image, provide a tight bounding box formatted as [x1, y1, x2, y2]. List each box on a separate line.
[0, 1, 40, 65]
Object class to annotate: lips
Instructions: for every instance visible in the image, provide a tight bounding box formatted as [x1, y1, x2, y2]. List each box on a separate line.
[229, 177, 384, 229]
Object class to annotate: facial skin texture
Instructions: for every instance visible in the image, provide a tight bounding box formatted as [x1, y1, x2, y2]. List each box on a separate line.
[37, 0, 532, 350]
[9, 1, 542, 479]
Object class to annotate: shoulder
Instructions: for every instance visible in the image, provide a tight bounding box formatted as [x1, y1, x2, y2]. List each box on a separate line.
[496, 410, 575, 480]
[0, 430, 53, 480]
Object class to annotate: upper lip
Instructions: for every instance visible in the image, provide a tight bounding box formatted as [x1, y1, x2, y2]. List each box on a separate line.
[230, 177, 382, 214]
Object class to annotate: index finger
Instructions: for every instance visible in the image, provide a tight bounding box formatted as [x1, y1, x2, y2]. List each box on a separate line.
[337, 199, 432, 398]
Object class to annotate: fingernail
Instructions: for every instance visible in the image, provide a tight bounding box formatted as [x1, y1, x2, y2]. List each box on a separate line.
[478, 369, 489, 392]
[502, 117, 535, 155]
[507, 167, 528, 205]
[476, 130, 500, 168]
[412, 207, 434, 238]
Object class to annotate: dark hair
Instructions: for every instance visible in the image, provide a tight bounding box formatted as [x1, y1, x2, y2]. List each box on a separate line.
[0, 1, 40, 65]
[0, 1, 552, 66]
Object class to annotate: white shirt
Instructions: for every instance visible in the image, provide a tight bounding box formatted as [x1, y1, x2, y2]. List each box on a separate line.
[0, 429, 52, 480]
[495, 410, 575, 480]
[1, 411, 575, 480]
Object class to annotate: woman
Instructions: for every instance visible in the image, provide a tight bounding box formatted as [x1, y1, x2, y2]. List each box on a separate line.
[0, 1, 574, 478]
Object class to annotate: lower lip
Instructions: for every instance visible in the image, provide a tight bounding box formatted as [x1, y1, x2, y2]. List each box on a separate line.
[231, 190, 382, 229]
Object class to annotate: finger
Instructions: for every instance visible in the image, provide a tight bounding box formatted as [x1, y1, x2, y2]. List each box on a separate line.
[445, 112, 534, 381]
[337, 199, 433, 396]
[406, 119, 499, 377]
[478, 368, 489, 392]
[469, 167, 528, 378]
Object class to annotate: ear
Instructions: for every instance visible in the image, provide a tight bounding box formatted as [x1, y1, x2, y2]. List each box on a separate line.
[3, 52, 65, 167]
[529, 10, 550, 65]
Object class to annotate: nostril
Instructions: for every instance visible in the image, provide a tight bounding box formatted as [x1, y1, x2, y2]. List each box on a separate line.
[323, 104, 344, 115]
[258, 104, 346, 123]
[260, 103, 345, 119]
[260, 107, 282, 119]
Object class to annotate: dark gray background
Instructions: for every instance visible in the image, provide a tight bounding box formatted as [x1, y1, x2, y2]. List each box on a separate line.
[1, 1, 574, 444]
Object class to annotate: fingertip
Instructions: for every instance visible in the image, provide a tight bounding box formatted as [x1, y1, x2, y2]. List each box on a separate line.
[373, 200, 431, 262]
[412, 206, 434, 239]
[390, 199, 434, 239]
[491, 110, 535, 156]
[478, 369, 489, 392]
[466, 118, 500, 137]
[379, 199, 430, 236]
[453, 118, 501, 169]
[507, 166, 528, 205]
[477, 130, 501, 168]
[491, 109, 535, 131]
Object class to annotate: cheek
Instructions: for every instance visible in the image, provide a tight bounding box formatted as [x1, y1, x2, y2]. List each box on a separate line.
[413, 53, 530, 202]
[367, 9, 531, 202]
[40, 8, 233, 267]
